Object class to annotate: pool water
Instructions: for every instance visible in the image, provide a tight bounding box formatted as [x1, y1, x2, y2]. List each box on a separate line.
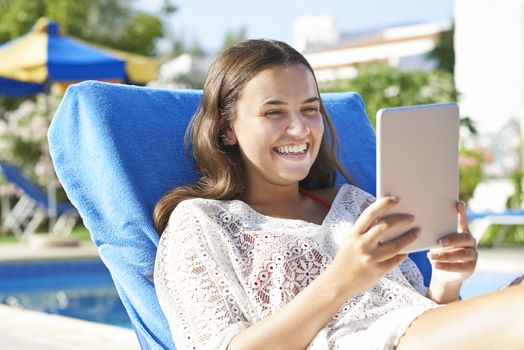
[0, 259, 132, 328]
[460, 270, 522, 299]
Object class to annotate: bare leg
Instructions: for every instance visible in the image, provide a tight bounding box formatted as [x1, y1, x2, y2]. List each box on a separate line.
[397, 284, 524, 350]
[508, 275, 524, 287]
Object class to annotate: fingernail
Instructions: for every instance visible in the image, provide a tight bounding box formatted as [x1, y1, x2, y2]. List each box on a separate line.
[390, 196, 400, 202]
[439, 238, 450, 246]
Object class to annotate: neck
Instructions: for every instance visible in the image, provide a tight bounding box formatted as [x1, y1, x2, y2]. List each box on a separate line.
[241, 179, 301, 207]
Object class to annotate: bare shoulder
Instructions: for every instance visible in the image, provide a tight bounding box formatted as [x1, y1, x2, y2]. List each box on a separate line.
[311, 186, 342, 205]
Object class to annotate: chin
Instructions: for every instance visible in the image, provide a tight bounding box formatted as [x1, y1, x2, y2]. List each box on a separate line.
[277, 171, 311, 183]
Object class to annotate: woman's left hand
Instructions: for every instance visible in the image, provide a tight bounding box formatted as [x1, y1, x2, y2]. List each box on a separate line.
[427, 201, 478, 303]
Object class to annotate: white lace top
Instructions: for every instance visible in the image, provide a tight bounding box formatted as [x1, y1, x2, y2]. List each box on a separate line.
[154, 184, 437, 350]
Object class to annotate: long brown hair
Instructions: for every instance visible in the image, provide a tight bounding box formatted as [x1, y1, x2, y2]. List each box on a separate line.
[153, 39, 353, 234]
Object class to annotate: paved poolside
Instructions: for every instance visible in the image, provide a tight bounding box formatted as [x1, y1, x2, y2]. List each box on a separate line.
[0, 240, 99, 262]
[476, 247, 524, 273]
[0, 304, 139, 350]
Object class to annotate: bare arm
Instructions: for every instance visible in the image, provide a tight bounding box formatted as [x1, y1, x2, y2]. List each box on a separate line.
[228, 196, 420, 350]
[426, 201, 477, 304]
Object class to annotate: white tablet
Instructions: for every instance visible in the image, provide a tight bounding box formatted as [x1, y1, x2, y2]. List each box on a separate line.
[376, 103, 459, 253]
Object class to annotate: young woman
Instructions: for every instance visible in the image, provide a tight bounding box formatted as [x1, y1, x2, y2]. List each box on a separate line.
[153, 39, 524, 350]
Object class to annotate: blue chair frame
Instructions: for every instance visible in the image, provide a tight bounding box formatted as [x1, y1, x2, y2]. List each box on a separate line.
[0, 162, 78, 240]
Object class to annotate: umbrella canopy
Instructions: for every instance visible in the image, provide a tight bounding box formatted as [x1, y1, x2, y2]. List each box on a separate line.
[0, 18, 158, 96]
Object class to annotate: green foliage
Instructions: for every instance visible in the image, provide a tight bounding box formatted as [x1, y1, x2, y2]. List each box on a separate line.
[459, 148, 484, 204]
[459, 116, 477, 135]
[319, 64, 458, 128]
[506, 170, 524, 209]
[0, 0, 173, 56]
[221, 26, 247, 51]
[479, 224, 524, 246]
[428, 26, 455, 74]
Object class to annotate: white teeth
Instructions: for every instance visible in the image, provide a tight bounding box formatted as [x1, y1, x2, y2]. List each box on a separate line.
[276, 144, 307, 154]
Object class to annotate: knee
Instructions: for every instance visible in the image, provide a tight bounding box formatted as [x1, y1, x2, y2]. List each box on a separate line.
[508, 275, 524, 287]
[514, 283, 524, 316]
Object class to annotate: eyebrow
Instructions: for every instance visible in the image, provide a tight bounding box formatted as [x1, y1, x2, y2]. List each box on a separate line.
[261, 96, 320, 106]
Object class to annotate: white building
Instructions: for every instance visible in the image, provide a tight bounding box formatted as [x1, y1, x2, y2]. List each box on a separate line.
[455, 0, 524, 176]
[294, 16, 450, 82]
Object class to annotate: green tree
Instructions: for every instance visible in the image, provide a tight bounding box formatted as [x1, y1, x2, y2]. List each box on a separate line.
[320, 64, 458, 128]
[459, 147, 484, 203]
[428, 25, 455, 74]
[221, 26, 247, 51]
[0, 0, 175, 56]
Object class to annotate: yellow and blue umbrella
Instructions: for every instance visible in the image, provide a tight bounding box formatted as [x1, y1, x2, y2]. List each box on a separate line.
[0, 18, 158, 96]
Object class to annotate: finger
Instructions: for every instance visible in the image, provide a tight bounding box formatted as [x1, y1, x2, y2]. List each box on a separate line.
[373, 227, 420, 261]
[379, 253, 408, 270]
[438, 231, 476, 248]
[353, 196, 401, 234]
[428, 247, 478, 263]
[456, 200, 469, 233]
[432, 260, 476, 272]
[365, 213, 415, 244]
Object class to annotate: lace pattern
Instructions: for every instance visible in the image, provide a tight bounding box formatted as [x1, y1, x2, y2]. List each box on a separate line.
[154, 184, 436, 350]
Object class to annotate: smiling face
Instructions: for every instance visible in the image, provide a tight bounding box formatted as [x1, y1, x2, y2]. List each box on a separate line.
[225, 64, 325, 189]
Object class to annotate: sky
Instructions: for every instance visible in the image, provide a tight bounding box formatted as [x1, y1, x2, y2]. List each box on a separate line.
[134, 0, 455, 53]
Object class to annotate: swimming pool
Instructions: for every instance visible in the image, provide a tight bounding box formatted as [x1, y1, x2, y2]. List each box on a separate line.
[0, 259, 132, 328]
[461, 270, 522, 298]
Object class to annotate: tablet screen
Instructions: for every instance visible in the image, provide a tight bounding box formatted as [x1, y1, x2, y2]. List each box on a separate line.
[376, 103, 459, 253]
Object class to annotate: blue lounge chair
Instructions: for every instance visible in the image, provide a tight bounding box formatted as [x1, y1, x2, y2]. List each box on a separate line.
[48, 81, 432, 349]
[467, 209, 524, 246]
[0, 162, 78, 241]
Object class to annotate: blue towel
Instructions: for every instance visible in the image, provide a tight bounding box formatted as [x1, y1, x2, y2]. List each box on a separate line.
[48, 80, 430, 349]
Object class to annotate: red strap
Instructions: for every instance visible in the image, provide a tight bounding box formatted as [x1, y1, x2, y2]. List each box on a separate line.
[299, 188, 332, 209]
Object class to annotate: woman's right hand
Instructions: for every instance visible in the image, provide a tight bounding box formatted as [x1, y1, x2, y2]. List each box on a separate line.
[330, 196, 420, 298]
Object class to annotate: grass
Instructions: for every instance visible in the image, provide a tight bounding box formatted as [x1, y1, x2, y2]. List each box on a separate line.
[0, 234, 17, 244]
[0, 224, 92, 244]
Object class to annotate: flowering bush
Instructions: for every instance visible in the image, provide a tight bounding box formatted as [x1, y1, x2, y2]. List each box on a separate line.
[0, 92, 68, 202]
[458, 147, 485, 204]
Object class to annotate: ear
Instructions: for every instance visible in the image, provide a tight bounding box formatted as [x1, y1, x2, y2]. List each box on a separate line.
[224, 122, 237, 146]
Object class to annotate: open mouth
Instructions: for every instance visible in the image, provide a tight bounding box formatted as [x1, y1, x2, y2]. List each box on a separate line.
[273, 143, 308, 156]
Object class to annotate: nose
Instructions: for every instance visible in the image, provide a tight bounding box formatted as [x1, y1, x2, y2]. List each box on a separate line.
[287, 111, 310, 138]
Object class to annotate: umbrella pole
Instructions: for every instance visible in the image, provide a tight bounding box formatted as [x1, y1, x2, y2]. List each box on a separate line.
[47, 150, 57, 234]
[44, 83, 57, 234]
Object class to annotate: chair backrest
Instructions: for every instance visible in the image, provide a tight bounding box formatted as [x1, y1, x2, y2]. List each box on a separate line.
[48, 81, 431, 349]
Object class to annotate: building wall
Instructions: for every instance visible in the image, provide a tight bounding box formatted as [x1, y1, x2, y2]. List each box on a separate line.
[455, 0, 524, 176]
[455, 0, 524, 133]
[299, 20, 449, 82]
